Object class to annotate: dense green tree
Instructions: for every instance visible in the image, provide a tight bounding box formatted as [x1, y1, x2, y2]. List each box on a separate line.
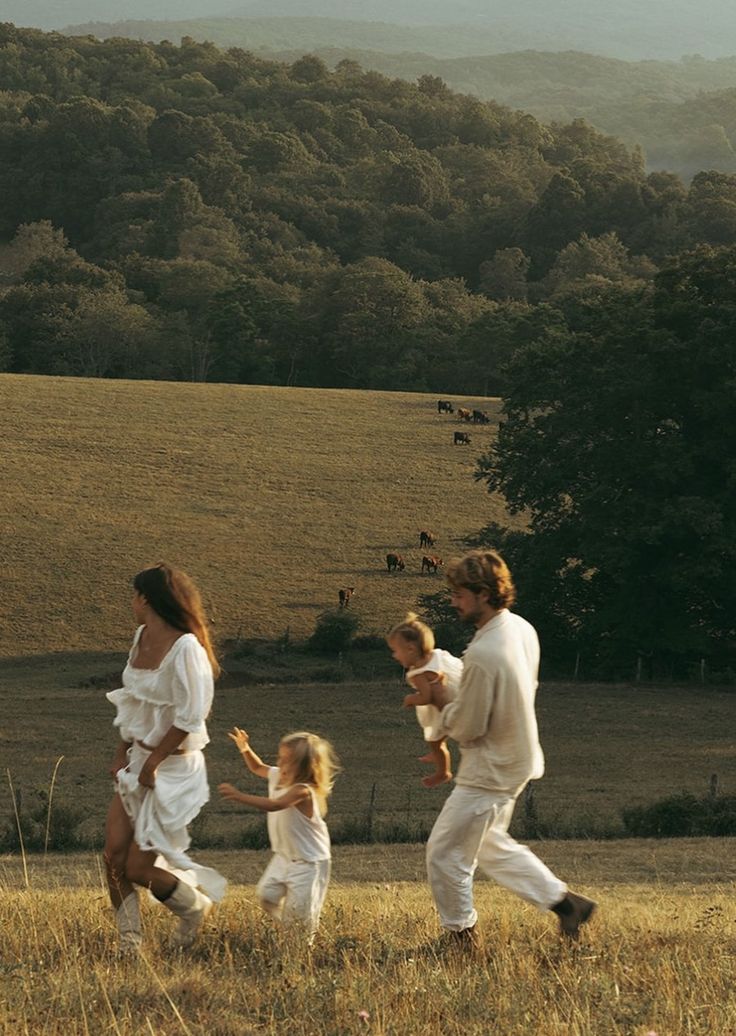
[476, 255, 736, 674]
[317, 257, 428, 387]
[478, 247, 530, 301]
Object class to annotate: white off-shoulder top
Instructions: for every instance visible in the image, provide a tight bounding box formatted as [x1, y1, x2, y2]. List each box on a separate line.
[106, 626, 214, 751]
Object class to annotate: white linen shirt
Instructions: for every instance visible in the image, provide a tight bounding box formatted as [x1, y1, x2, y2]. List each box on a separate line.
[266, 767, 331, 862]
[437, 609, 545, 796]
[107, 626, 213, 751]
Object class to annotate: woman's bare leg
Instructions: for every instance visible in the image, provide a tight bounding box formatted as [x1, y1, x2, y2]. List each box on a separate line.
[125, 843, 178, 901]
[104, 794, 135, 908]
[104, 795, 177, 903]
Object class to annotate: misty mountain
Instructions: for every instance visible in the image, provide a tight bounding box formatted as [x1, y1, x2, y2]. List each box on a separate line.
[58, 0, 736, 60]
[0, 2, 230, 31]
[63, 17, 544, 59]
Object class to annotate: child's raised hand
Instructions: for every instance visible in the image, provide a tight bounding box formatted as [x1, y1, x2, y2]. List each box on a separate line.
[403, 693, 418, 709]
[218, 782, 242, 803]
[228, 726, 250, 753]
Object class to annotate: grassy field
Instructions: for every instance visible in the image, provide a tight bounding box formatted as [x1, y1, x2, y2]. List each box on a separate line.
[3, 374, 735, 1033]
[0, 374, 505, 657]
[1, 654, 734, 846]
[1, 842, 735, 1035]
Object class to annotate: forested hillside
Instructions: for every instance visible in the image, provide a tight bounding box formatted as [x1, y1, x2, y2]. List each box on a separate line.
[283, 50, 736, 178]
[3, 24, 736, 390]
[67, 20, 736, 177]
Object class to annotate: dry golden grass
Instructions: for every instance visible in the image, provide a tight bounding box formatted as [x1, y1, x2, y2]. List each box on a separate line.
[0, 374, 505, 656]
[1, 843, 735, 1035]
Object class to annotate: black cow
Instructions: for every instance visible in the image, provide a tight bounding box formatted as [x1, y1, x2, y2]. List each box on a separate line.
[472, 409, 490, 424]
[386, 553, 406, 572]
[421, 554, 443, 574]
[454, 431, 471, 445]
[419, 530, 435, 549]
[338, 586, 356, 607]
[437, 399, 454, 414]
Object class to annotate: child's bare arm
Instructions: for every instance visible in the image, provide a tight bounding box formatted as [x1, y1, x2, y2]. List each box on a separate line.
[227, 727, 270, 778]
[403, 671, 442, 708]
[218, 783, 310, 812]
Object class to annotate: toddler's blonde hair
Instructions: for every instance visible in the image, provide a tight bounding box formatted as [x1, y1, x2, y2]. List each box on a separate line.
[280, 731, 340, 815]
[387, 612, 435, 655]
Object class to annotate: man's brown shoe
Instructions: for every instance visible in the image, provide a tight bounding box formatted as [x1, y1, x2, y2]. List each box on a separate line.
[551, 891, 597, 939]
[427, 924, 481, 958]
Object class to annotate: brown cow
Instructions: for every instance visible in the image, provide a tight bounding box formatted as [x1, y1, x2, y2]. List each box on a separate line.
[419, 530, 435, 549]
[386, 553, 405, 572]
[457, 407, 472, 422]
[421, 555, 443, 574]
[338, 586, 356, 607]
[454, 431, 471, 445]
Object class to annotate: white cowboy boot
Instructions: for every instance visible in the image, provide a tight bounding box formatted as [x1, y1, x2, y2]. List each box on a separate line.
[115, 891, 142, 955]
[163, 880, 212, 948]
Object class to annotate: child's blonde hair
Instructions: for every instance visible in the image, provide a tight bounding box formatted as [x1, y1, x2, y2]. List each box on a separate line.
[280, 731, 340, 814]
[387, 612, 435, 655]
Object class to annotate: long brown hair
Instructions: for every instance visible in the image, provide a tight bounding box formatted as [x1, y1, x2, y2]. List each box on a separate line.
[133, 563, 220, 678]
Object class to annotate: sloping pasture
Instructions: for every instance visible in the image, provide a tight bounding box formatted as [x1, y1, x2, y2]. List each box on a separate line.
[0, 374, 503, 656]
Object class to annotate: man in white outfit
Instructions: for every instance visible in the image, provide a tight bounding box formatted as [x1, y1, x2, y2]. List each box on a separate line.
[427, 548, 596, 942]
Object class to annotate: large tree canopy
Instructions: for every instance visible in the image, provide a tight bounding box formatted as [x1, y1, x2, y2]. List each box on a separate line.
[475, 245, 736, 677]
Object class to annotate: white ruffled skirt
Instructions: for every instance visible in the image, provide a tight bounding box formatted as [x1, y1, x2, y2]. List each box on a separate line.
[116, 743, 227, 903]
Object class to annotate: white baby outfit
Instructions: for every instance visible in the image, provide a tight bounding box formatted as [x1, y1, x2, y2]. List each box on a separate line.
[256, 766, 331, 938]
[406, 648, 464, 741]
[107, 626, 226, 903]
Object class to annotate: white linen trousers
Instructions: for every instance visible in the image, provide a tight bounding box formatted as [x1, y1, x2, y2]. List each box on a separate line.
[257, 854, 331, 936]
[426, 784, 566, 931]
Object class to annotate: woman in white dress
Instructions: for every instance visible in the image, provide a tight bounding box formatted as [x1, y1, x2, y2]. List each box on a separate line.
[104, 563, 227, 954]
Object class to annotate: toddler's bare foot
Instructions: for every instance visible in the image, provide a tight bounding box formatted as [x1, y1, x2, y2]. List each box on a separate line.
[421, 771, 452, 788]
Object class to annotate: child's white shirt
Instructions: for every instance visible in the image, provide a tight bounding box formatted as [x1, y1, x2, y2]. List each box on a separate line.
[266, 767, 331, 861]
[406, 648, 464, 742]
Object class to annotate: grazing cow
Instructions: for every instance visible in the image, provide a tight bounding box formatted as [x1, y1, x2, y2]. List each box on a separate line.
[419, 530, 436, 549]
[386, 553, 406, 572]
[421, 555, 443, 574]
[454, 431, 471, 445]
[338, 586, 356, 608]
[472, 409, 490, 424]
[437, 399, 454, 414]
[457, 407, 472, 422]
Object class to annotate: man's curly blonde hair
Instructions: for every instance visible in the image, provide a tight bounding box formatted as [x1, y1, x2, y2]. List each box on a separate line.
[445, 549, 516, 610]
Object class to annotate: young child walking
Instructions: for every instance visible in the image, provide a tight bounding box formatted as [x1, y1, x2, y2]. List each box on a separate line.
[388, 613, 464, 787]
[218, 727, 339, 943]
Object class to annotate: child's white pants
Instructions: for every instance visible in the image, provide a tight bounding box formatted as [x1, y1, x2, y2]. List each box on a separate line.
[426, 784, 566, 932]
[257, 854, 331, 936]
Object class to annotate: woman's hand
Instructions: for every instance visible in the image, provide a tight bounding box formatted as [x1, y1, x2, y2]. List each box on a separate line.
[218, 782, 243, 803]
[138, 761, 157, 789]
[109, 745, 130, 781]
[227, 727, 250, 753]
